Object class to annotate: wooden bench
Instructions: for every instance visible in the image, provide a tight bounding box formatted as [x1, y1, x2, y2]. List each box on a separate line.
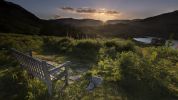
[10, 48, 71, 95]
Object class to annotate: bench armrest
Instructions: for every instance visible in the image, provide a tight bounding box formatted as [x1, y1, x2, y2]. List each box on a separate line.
[49, 61, 71, 75]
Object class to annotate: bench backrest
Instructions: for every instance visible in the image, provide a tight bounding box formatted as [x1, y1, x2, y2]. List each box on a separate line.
[11, 49, 51, 83]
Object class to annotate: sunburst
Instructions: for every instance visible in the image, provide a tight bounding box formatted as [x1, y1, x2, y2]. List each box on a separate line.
[91, 11, 119, 22]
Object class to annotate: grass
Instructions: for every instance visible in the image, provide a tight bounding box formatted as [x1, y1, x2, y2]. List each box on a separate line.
[0, 33, 178, 100]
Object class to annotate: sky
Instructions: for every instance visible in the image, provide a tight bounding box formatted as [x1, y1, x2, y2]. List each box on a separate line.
[7, 0, 178, 21]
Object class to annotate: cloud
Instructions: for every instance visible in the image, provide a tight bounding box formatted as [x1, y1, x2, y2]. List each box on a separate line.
[53, 15, 61, 19]
[59, 6, 119, 15]
[58, 6, 121, 21]
[76, 8, 97, 13]
[61, 7, 75, 12]
[106, 10, 119, 14]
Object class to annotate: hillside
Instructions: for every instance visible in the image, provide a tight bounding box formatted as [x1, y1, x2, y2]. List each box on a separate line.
[0, 0, 81, 37]
[0, 0, 41, 34]
[98, 10, 178, 39]
[138, 10, 178, 38]
[0, 0, 178, 39]
[106, 20, 133, 24]
[142, 10, 178, 23]
[0, 33, 178, 99]
[50, 18, 103, 27]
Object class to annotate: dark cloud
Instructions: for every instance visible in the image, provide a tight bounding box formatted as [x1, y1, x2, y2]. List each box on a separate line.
[61, 7, 75, 12]
[106, 10, 119, 14]
[60, 6, 119, 15]
[53, 15, 61, 19]
[76, 8, 97, 13]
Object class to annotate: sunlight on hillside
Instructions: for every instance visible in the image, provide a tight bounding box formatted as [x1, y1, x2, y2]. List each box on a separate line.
[89, 8, 120, 22]
[92, 12, 120, 22]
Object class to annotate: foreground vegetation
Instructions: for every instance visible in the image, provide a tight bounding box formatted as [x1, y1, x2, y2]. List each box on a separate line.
[0, 33, 178, 100]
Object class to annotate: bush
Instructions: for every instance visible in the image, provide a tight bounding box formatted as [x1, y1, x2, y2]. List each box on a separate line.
[105, 40, 135, 52]
[56, 38, 74, 53]
[1, 34, 178, 99]
[119, 51, 178, 99]
[0, 34, 43, 51]
[43, 37, 74, 54]
[104, 40, 135, 58]
[94, 48, 178, 99]
[0, 67, 28, 100]
[0, 50, 14, 66]
[92, 56, 121, 81]
[71, 39, 101, 62]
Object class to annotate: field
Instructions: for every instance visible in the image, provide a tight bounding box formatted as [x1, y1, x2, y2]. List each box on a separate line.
[0, 33, 178, 100]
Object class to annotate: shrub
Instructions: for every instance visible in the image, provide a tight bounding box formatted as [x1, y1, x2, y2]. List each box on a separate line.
[104, 40, 135, 58]
[0, 50, 14, 66]
[43, 37, 74, 54]
[0, 34, 43, 51]
[119, 51, 178, 99]
[119, 52, 144, 89]
[71, 39, 101, 62]
[92, 56, 121, 81]
[56, 38, 74, 53]
[0, 67, 28, 100]
[105, 40, 135, 52]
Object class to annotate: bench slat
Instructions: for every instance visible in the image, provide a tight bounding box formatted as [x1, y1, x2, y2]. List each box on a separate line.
[11, 48, 70, 95]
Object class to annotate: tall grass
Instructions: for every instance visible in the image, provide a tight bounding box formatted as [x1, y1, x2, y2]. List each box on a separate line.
[0, 33, 178, 100]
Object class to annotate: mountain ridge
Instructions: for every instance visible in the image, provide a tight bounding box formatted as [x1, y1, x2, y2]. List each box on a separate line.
[49, 18, 103, 27]
[0, 0, 41, 34]
[0, 0, 178, 39]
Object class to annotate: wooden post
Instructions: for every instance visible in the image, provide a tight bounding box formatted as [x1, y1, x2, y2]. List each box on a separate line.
[28, 49, 34, 78]
[65, 66, 69, 86]
[42, 61, 52, 95]
[28, 50, 32, 57]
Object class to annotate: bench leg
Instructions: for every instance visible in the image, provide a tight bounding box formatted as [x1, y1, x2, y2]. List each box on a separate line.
[20, 64, 34, 79]
[47, 81, 52, 96]
[64, 67, 69, 86]
[28, 73, 34, 79]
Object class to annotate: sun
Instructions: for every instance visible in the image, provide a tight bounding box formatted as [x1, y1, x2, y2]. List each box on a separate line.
[89, 8, 120, 22]
[92, 12, 119, 22]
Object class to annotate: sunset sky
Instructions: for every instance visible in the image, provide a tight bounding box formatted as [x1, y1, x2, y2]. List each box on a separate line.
[8, 0, 178, 21]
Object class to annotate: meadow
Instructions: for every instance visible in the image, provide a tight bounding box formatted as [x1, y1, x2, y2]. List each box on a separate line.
[0, 33, 178, 100]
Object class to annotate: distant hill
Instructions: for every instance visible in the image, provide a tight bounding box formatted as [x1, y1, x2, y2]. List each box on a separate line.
[106, 20, 133, 24]
[0, 0, 178, 39]
[139, 10, 178, 39]
[50, 18, 103, 27]
[0, 0, 82, 37]
[98, 10, 178, 39]
[0, 0, 41, 34]
[141, 10, 178, 23]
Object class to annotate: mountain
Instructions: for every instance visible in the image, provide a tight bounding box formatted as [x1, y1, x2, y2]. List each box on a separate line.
[141, 10, 178, 23]
[138, 10, 178, 34]
[0, 0, 178, 39]
[137, 10, 178, 38]
[50, 18, 103, 27]
[98, 10, 178, 39]
[0, 0, 81, 37]
[0, 0, 41, 34]
[106, 20, 133, 24]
